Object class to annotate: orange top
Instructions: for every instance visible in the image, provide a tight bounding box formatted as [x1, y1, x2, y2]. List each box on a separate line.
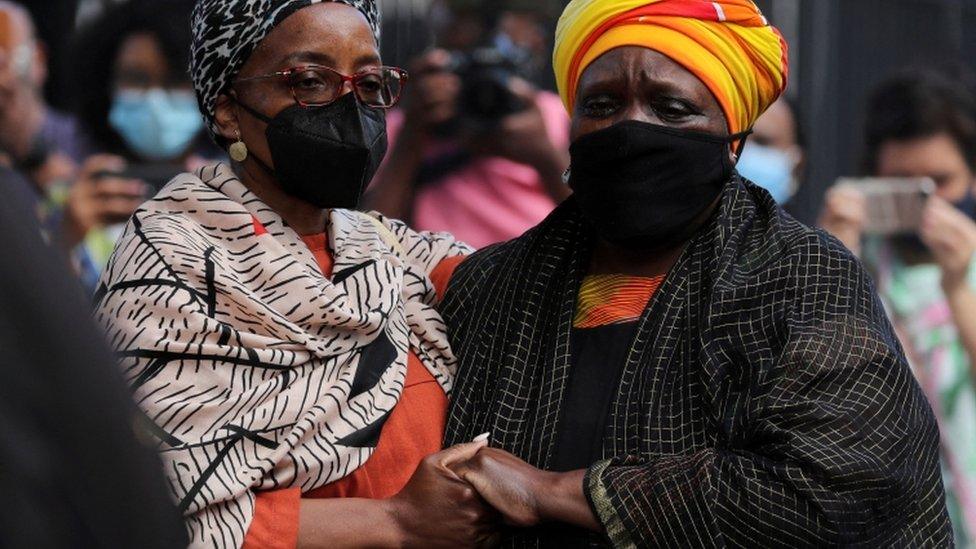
[242, 235, 464, 549]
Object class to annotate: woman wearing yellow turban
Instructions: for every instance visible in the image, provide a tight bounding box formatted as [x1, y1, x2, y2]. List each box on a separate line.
[438, 0, 952, 546]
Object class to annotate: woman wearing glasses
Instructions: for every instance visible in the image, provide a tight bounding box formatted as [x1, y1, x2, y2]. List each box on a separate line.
[93, 1, 491, 547]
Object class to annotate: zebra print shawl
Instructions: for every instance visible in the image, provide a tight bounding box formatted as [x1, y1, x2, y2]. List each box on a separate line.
[94, 163, 468, 547]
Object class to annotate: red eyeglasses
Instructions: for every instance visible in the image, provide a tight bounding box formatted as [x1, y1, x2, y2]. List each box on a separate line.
[234, 65, 409, 109]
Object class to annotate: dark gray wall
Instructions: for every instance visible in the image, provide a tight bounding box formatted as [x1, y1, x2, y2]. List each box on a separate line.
[26, 0, 81, 111]
[379, 0, 436, 69]
[784, 0, 972, 224]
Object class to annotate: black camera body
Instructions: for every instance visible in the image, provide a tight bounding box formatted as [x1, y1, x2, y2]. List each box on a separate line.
[94, 163, 184, 196]
[446, 47, 528, 131]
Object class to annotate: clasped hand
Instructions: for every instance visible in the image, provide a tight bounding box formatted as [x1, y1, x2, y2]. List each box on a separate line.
[390, 438, 597, 548]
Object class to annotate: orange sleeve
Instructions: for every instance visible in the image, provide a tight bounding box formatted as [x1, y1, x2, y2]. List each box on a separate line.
[243, 488, 302, 549]
[430, 255, 466, 303]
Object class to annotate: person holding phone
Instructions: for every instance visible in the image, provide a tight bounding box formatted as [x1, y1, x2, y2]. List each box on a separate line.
[819, 69, 976, 546]
[93, 1, 498, 547]
[436, 1, 951, 546]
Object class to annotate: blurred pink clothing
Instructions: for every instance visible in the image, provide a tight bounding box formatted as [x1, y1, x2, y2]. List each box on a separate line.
[382, 91, 570, 249]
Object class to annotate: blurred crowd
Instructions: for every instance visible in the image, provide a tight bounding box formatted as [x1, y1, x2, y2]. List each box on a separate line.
[0, 0, 974, 545]
[0, 0, 809, 265]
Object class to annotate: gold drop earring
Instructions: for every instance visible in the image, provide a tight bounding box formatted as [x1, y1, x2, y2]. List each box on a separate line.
[229, 129, 248, 162]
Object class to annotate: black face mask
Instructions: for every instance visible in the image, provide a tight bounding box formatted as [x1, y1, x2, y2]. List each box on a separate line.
[237, 92, 388, 209]
[568, 120, 748, 250]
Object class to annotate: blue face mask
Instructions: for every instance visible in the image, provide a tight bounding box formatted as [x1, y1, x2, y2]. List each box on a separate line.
[735, 142, 798, 204]
[109, 88, 204, 161]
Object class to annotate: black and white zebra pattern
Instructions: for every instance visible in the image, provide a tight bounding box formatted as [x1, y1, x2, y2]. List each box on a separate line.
[190, 0, 381, 136]
[93, 163, 468, 548]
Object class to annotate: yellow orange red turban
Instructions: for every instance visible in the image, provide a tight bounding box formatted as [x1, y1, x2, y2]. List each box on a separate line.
[554, 0, 789, 134]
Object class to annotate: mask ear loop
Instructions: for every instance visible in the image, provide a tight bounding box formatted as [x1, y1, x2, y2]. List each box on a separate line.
[231, 94, 274, 124]
[730, 129, 753, 163]
[229, 94, 278, 177]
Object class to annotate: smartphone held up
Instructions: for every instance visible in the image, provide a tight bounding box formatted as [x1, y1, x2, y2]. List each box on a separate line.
[834, 177, 936, 236]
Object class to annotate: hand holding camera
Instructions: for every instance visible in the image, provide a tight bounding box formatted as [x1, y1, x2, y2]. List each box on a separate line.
[467, 77, 562, 169]
[400, 47, 565, 183]
[921, 196, 976, 292]
[403, 47, 544, 154]
[819, 184, 869, 256]
[60, 155, 148, 251]
[822, 177, 976, 287]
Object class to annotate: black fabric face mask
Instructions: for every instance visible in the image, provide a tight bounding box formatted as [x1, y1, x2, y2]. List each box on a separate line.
[568, 120, 748, 251]
[237, 92, 388, 209]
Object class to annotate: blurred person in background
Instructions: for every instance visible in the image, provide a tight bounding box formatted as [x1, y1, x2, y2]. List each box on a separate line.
[93, 0, 498, 546]
[366, 0, 571, 249]
[736, 96, 806, 210]
[819, 69, 976, 546]
[65, 0, 219, 291]
[0, 1, 83, 189]
[0, 0, 142, 293]
[21, 0, 78, 108]
[70, 0, 213, 167]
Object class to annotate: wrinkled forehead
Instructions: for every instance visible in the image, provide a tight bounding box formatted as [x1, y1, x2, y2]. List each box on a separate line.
[577, 46, 721, 113]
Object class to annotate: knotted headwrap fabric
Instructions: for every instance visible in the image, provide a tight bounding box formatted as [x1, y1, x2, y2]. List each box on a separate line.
[191, 0, 380, 136]
[554, 0, 788, 133]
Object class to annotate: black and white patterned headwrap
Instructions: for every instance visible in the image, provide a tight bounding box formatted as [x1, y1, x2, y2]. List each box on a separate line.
[191, 0, 380, 138]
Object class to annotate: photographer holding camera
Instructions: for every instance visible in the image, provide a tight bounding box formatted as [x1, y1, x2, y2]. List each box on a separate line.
[366, 0, 570, 249]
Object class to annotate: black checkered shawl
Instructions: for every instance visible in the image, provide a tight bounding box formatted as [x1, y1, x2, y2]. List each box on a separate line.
[440, 177, 953, 548]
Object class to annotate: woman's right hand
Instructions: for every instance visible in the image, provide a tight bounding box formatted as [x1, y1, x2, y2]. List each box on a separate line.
[387, 440, 499, 548]
[818, 185, 867, 256]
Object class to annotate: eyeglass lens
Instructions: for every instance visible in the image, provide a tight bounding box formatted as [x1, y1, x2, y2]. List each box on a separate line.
[285, 67, 404, 107]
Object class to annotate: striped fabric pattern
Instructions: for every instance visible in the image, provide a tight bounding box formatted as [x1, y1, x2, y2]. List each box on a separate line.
[441, 177, 952, 547]
[94, 163, 469, 547]
[574, 274, 664, 328]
